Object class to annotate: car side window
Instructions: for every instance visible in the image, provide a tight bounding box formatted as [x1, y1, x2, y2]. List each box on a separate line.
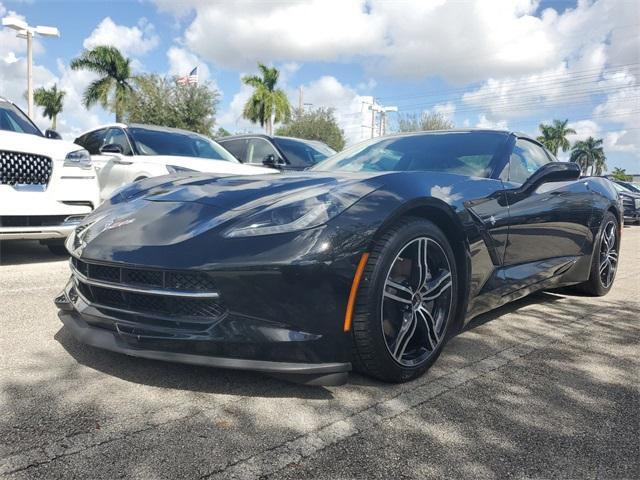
[219, 139, 246, 161]
[246, 138, 281, 165]
[104, 128, 133, 155]
[508, 139, 550, 184]
[79, 128, 108, 155]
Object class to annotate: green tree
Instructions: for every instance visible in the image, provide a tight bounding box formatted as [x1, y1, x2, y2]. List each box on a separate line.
[33, 84, 65, 130]
[215, 126, 231, 138]
[396, 111, 454, 132]
[276, 107, 346, 151]
[536, 119, 576, 156]
[610, 167, 632, 182]
[126, 75, 220, 136]
[570, 137, 606, 176]
[70, 46, 136, 122]
[242, 63, 291, 135]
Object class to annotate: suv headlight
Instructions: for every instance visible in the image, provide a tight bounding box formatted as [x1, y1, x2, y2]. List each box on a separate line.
[167, 165, 197, 174]
[64, 149, 92, 169]
[223, 186, 374, 238]
[634, 198, 640, 209]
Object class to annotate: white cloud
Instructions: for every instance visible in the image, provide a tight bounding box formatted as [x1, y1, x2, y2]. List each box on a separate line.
[293, 76, 371, 144]
[476, 114, 508, 130]
[217, 82, 256, 132]
[83, 17, 159, 57]
[432, 102, 456, 121]
[179, 0, 383, 70]
[157, 0, 635, 84]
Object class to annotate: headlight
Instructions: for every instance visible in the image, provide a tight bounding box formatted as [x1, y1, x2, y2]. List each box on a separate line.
[635, 198, 640, 209]
[64, 149, 92, 169]
[167, 165, 197, 174]
[223, 186, 373, 238]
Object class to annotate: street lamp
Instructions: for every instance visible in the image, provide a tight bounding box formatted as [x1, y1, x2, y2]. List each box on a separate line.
[1, 16, 59, 119]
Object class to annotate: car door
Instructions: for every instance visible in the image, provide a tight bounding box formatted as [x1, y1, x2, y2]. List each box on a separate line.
[218, 138, 247, 162]
[501, 138, 593, 267]
[245, 138, 285, 168]
[75, 128, 114, 190]
[99, 127, 137, 197]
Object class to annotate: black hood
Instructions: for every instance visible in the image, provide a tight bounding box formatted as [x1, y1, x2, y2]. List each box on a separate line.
[130, 171, 385, 210]
[73, 171, 386, 264]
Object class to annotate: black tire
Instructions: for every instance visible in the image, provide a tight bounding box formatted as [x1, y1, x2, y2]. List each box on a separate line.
[576, 211, 619, 296]
[351, 217, 458, 383]
[47, 242, 68, 256]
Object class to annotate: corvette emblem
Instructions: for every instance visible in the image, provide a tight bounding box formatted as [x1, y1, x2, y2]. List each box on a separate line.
[103, 218, 135, 232]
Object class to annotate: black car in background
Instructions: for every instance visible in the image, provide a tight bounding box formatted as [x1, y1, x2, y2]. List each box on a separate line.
[612, 181, 640, 225]
[56, 130, 622, 385]
[217, 134, 335, 171]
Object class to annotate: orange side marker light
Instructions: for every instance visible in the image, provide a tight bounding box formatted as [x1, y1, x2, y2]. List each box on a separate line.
[343, 252, 370, 332]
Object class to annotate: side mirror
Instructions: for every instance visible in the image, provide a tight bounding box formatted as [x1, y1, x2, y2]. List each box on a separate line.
[262, 154, 285, 168]
[504, 162, 581, 204]
[45, 129, 62, 140]
[522, 162, 581, 192]
[100, 143, 124, 155]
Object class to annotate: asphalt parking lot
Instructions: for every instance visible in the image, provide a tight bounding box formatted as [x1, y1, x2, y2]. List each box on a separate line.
[0, 230, 638, 480]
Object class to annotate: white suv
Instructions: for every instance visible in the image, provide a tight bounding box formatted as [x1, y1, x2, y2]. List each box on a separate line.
[74, 123, 276, 201]
[0, 97, 100, 255]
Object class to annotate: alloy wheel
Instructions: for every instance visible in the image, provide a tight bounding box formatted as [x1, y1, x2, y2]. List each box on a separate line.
[599, 221, 618, 289]
[381, 237, 453, 367]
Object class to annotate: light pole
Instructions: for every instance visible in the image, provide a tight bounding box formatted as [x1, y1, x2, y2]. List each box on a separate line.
[1, 17, 59, 118]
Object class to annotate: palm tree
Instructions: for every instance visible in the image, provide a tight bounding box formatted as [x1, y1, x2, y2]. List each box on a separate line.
[537, 119, 576, 156]
[33, 84, 65, 130]
[610, 167, 632, 182]
[570, 137, 606, 176]
[70, 46, 136, 122]
[242, 63, 291, 135]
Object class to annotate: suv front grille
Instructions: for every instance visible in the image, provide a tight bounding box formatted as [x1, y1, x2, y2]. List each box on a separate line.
[0, 150, 53, 186]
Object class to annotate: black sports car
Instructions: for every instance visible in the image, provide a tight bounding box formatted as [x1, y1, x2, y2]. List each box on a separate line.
[55, 130, 622, 385]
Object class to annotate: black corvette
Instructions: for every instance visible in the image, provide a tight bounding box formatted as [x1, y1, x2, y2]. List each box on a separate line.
[56, 130, 622, 385]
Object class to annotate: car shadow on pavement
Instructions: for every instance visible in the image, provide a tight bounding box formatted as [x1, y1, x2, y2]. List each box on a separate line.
[51, 286, 619, 399]
[53, 326, 335, 400]
[0, 240, 67, 266]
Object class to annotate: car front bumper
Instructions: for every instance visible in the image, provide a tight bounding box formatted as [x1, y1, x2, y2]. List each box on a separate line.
[0, 218, 84, 240]
[54, 220, 369, 385]
[56, 290, 350, 385]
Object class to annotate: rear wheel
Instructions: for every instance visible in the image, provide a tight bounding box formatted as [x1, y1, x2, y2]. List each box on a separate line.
[577, 211, 619, 296]
[351, 217, 458, 382]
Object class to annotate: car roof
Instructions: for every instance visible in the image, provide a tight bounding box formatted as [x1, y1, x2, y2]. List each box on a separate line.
[76, 123, 210, 139]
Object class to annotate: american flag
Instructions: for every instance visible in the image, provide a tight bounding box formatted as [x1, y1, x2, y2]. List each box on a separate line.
[177, 67, 198, 86]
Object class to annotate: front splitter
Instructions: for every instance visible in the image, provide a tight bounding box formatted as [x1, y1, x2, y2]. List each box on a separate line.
[56, 291, 351, 386]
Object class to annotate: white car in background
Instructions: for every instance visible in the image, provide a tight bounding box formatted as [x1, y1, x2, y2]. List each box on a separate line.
[74, 123, 276, 200]
[0, 97, 100, 255]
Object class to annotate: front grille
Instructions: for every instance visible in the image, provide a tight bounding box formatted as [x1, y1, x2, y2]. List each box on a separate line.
[76, 282, 226, 319]
[0, 150, 53, 186]
[71, 257, 216, 292]
[71, 258, 226, 330]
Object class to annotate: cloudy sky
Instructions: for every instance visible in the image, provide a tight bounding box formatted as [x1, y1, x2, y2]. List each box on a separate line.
[0, 0, 638, 172]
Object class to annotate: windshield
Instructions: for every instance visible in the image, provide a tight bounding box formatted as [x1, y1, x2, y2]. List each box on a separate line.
[0, 101, 42, 136]
[613, 182, 632, 193]
[128, 127, 239, 162]
[273, 137, 336, 166]
[618, 181, 640, 193]
[312, 131, 507, 177]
